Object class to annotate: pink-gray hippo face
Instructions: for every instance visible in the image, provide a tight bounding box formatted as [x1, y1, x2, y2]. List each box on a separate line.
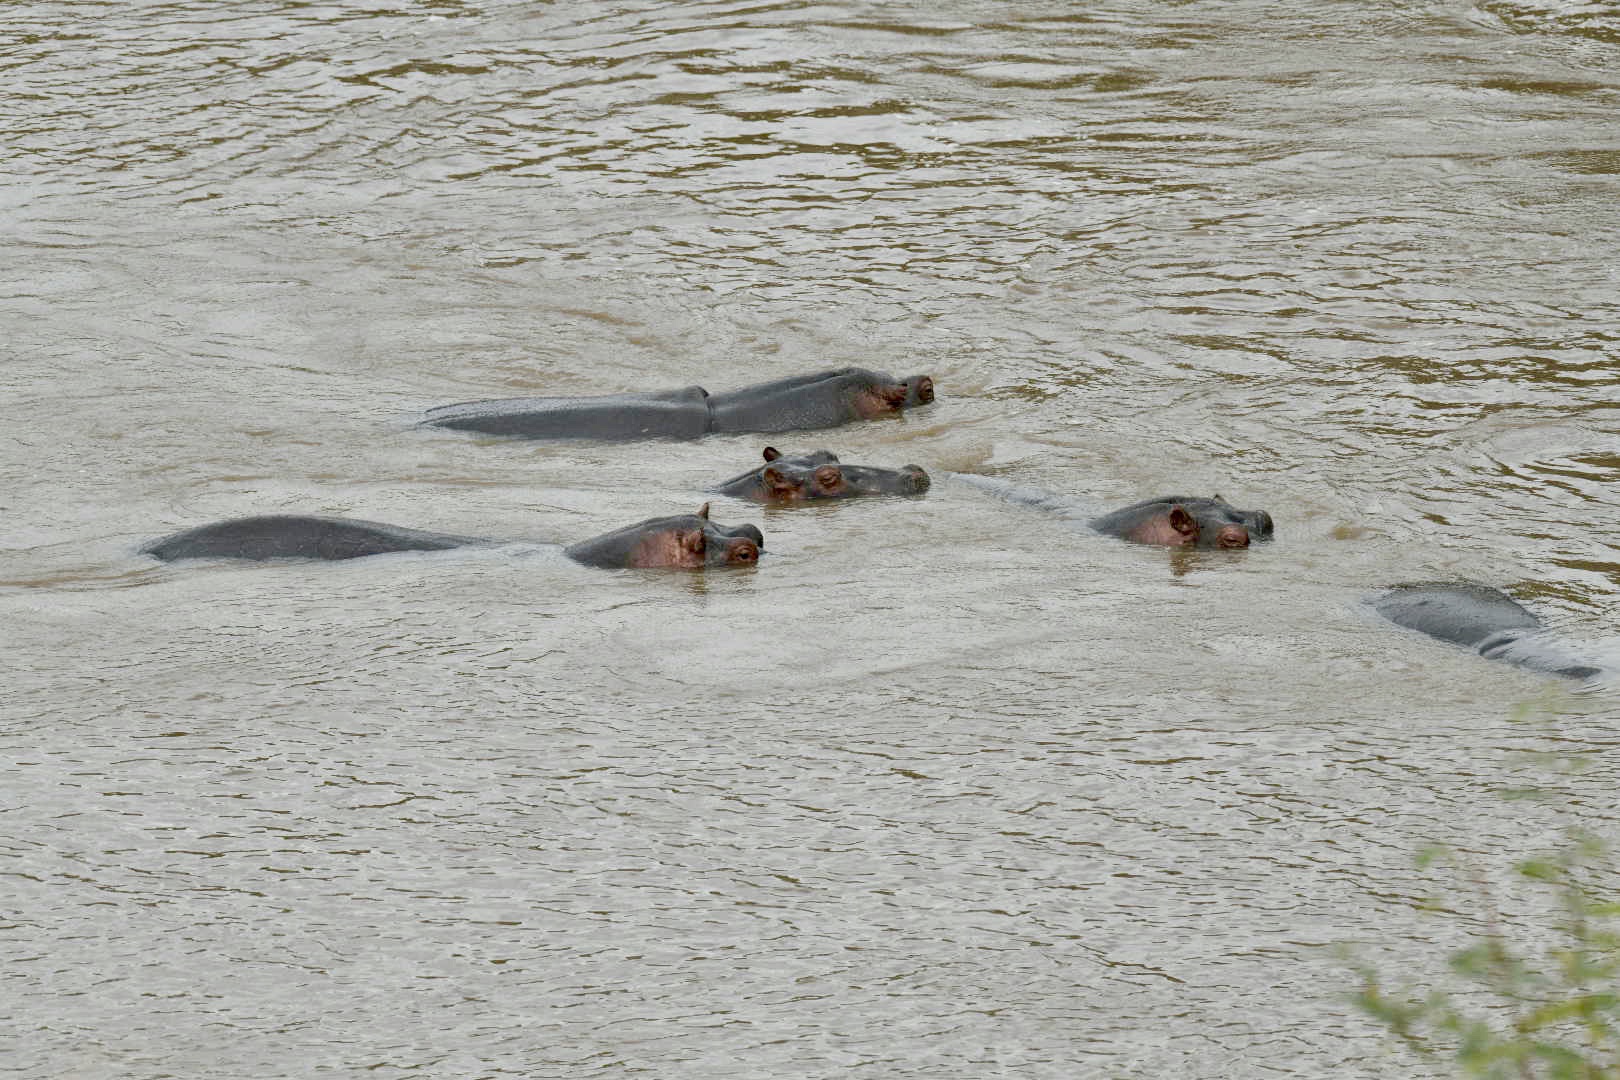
[1091, 496, 1274, 550]
[714, 448, 931, 503]
[566, 503, 763, 569]
[851, 372, 935, 419]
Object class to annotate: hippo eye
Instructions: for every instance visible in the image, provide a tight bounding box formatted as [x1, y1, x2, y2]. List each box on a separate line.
[731, 539, 758, 563]
[813, 465, 843, 489]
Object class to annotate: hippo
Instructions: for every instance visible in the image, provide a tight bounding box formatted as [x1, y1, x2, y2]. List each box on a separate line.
[706, 368, 935, 434]
[142, 504, 763, 570]
[951, 475, 1274, 550]
[422, 367, 935, 441]
[1091, 495, 1274, 550]
[1371, 583, 1600, 680]
[711, 447, 931, 503]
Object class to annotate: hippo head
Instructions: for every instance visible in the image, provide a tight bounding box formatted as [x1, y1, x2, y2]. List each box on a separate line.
[565, 503, 763, 569]
[754, 447, 850, 501]
[849, 369, 936, 419]
[829, 457, 931, 497]
[1205, 495, 1273, 547]
[724, 448, 931, 502]
[1092, 495, 1274, 550]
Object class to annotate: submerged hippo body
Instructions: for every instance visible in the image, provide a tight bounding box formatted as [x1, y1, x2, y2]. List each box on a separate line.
[711, 447, 931, 503]
[1371, 583, 1599, 680]
[141, 515, 484, 562]
[422, 368, 934, 441]
[1091, 496, 1274, 550]
[424, 386, 712, 441]
[143, 506, 762, 570]
[952, 475, 1274, 549]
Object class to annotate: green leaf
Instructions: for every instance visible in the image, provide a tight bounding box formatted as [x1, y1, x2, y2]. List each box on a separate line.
[1519, 858, 1563, 882]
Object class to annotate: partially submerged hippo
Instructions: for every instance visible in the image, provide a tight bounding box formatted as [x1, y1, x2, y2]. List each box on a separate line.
[1092, 495, 1274, 550]
[952, 475, 1274, 550]
[422, 367, 935, 441]
[142, 504, 763, 570]
[1371, 583, 1600, 680]
[711, 447, 931, 503]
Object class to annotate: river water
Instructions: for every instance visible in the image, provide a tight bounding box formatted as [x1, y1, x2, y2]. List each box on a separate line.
[4, 1, 1619, 1077]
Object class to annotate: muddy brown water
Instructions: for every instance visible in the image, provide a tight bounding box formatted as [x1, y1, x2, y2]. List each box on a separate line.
[4, 2, 1619, 1077]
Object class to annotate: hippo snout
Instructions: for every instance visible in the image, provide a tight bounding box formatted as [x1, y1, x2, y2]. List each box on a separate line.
[906, 376, 935, 406]
[901, 465, 931, 493]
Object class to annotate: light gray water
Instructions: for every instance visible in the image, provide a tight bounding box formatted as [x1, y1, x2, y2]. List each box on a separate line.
[4, 2, 1619, 1077]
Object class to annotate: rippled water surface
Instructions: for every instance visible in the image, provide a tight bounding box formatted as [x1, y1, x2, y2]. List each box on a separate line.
[5, 1, 1619, 1077]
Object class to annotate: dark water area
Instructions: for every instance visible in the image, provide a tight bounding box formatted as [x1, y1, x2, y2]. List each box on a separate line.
[4, 1, 1619, 1077]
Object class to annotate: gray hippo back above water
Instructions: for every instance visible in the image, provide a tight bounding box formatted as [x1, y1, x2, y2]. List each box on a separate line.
[1371, 583, 1601, 680]
[711, 447, 931, 503]
[143, 504, 763, 570]
[423, 367, 935, 442]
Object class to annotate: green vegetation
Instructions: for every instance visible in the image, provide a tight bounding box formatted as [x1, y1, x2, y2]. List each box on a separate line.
[1347, 749, 1620, 1079]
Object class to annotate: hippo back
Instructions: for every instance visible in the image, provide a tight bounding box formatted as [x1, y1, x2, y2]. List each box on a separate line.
[423, 386, 711, 440]
[143, 515, 483, 561]
[1371, 583, 1541, 649]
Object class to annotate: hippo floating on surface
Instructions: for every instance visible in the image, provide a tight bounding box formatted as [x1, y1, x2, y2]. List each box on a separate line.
[952, 475, 1274, 549]
[1091, 495, 1273, 550]
[711, 447, 931, 503]
[142, 504, 763, 570]
[422, 367, 935, 441]
[1371, 583, 1601, 680]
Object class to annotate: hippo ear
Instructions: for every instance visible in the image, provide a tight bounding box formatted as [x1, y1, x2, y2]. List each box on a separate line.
[1212, 493, 1227, 504]
[1168, 504, 1198, 537]
[697, 502, 710, 520]
[762, 447, 782, 462]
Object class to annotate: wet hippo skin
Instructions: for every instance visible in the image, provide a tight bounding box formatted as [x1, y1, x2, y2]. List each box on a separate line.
[143, 505, 763, 570]
[424, 385, 712, 441]
[1371, 582, 1599, 680]
[711, 447, 931, 502]
[563, 505, 763, 569]
[422, 367, 934, 441]
[953, 475, 1274, 550]
[706, 368, 934, 434]
[1091, 496, 1274, 550]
